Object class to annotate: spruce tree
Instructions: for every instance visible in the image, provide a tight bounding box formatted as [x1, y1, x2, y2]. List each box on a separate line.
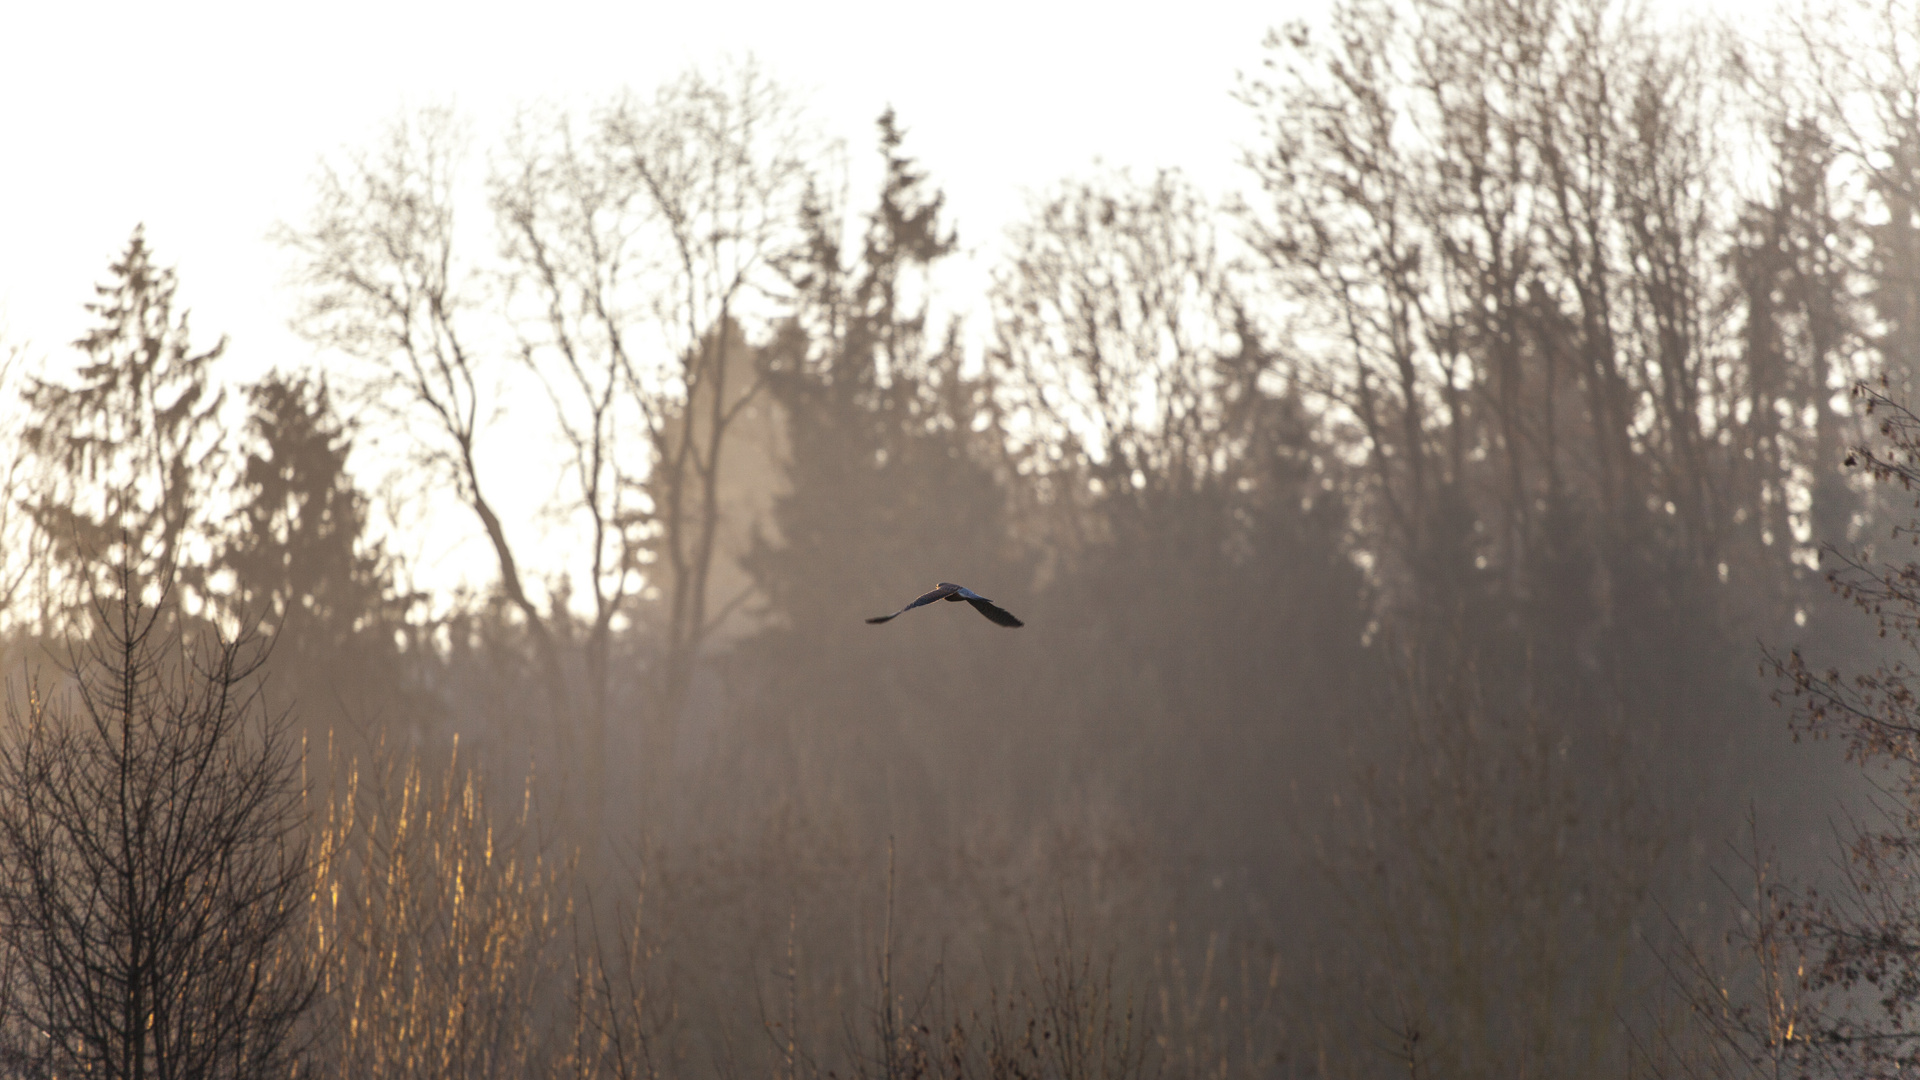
[21, 227, 227, 627]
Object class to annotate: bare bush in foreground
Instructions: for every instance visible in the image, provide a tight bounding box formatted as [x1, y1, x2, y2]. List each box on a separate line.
[0, 576, 315, 1079]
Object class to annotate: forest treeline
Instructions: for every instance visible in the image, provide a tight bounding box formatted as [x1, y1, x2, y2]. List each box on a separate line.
[9, 0, 1920, 1075]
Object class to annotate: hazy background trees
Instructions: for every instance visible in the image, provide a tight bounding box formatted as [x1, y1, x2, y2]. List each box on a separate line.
[12, 0, 1920, 1075]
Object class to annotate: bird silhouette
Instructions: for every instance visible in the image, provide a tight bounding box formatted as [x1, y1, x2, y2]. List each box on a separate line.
[866, 583, 1024, 628]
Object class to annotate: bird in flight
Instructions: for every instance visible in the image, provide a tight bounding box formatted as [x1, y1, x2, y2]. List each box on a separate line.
[867, 583, 1024, 628]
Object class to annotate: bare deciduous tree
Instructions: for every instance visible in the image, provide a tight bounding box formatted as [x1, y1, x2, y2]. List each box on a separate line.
[491, 106, 654, 825]
[604, 58, 814, 789]
[1236, 0, 1801, 621]
[284, 64, 815, 817]
[278, 107, 574, 731]
[1749, 383, 1920, 1076]
[991, 168, 1260, 512]
[0, 573, 316, 1080]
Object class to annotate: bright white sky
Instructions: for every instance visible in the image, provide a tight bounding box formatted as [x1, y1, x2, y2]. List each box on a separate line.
[0, 0, 1312, 596]
[1, 0, 1308, 368]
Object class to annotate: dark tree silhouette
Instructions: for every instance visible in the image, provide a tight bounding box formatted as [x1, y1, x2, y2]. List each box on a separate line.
[0, 570, 317, 1079]
[986, 163, 1372, 903]
[722, 110, 1029, 843]
[222, 373, 422, 745]
[19, 227, 226, 630]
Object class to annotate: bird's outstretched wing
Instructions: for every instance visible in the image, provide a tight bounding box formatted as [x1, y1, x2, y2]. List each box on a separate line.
[865, 583, 961, 624]
[965, 596, 1024, 627]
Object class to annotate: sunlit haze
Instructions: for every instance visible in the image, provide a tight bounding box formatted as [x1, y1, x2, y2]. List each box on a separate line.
[4, 0, 1916, 1073]
[2, 0, 1310, 589]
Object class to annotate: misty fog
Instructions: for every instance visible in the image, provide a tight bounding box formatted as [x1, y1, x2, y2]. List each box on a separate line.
[6, 0, 1920, 1076]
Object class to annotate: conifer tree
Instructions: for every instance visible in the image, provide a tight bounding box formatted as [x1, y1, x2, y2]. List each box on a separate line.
[223, 373, 419, 741]
[727, 112, 1024, 836]
[20, 227, 226, 628]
